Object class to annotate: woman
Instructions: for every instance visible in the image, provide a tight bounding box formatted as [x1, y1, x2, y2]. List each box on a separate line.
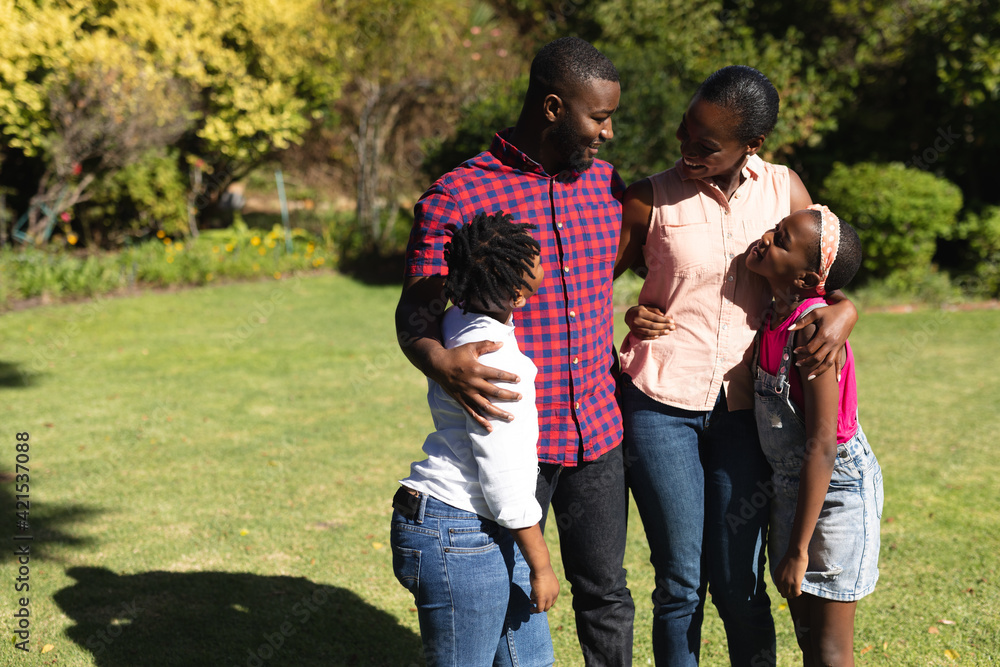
[612, 65, 857, 666]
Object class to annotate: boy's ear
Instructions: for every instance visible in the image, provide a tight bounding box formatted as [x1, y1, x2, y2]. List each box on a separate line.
[542, 94, 564, 123]
[796, 271, 822, 291]
[512, 292, 527, 308]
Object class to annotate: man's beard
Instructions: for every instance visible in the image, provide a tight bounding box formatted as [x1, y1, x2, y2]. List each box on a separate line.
[550, 119, 595, 173]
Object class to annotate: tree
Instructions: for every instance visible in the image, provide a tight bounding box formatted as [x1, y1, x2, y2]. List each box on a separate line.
[335, 0, 525, 254]
[0, 2, 189, 242]
[0, 0, 347, 245]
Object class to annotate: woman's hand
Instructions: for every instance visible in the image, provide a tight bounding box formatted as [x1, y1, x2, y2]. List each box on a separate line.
[529, 564, 560, 613]
[625, 305, 676, 340]
[789, 297, 857, 380]
[774, 551, 809, 599]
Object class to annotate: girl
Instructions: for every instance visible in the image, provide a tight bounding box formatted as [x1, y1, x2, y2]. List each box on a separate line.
[745, 205, 883, 666]
[390, 211, 557, 666]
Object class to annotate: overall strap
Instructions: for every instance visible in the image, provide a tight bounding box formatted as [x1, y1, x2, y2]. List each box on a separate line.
[750, 308, 773, 375]
[780, 302, 829, 378]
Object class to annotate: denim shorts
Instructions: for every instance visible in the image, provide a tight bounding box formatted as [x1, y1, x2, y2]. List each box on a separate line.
[760, 417, 884, 602]
[389, 490, 553, 666]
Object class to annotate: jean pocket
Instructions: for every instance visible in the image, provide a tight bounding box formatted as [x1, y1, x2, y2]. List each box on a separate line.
[446, 525, 497, 553]
[392, 545, 421, 595]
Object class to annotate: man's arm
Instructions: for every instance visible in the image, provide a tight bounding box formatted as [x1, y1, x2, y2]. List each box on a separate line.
[395, 275, 521, 429]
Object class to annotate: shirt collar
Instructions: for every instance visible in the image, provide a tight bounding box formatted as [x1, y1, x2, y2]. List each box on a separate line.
[490, 128, 548, 176]
[490, 128, 588, 179]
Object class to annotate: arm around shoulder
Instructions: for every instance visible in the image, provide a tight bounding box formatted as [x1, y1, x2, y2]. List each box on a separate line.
[614, 178, 653, 280]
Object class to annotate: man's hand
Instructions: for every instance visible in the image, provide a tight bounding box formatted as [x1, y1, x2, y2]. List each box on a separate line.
[625, 304, 676, 340]
[428, 341, 521, 431]
[396, 275, 523, 432]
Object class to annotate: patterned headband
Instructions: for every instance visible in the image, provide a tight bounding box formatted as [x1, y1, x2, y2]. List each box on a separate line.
[807, 204, 840, 296]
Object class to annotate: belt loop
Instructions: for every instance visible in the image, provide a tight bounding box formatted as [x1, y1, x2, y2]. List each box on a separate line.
[414, 492, 428, 524]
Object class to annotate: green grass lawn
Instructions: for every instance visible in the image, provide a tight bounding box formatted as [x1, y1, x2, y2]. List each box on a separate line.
[0, 273, 998, 666]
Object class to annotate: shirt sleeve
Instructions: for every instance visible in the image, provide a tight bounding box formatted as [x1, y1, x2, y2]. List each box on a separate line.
[466, 416, 543, 529]
[405, 184, 462, 278]
[610, 167, 626, 203]
[464, 364, 542, 529]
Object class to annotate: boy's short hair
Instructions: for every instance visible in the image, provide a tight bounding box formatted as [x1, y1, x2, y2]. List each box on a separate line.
[444, 211, 540, 312]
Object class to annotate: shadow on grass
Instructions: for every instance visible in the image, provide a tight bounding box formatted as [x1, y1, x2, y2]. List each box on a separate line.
[0, 473, 98, 563]
[54, 567, 424, 666]
[0, 360, 35, 388]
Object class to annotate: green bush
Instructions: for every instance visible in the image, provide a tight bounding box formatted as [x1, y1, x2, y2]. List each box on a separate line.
[952, 205, 1000, 299]
[84, 148, 190, 243]
[819, 162, 963, 289]
[0, 221, 333, 309]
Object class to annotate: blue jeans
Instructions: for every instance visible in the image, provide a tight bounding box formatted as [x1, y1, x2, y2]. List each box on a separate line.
[390, 493, 553, 667]
[536, 445, 634, 666]
[620, 376, 775, 666]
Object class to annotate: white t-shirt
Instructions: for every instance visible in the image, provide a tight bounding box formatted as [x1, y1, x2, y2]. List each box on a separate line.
[400, 306, 542, 529]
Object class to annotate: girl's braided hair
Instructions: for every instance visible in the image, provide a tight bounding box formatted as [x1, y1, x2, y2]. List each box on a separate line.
[444, 211, 541, 313]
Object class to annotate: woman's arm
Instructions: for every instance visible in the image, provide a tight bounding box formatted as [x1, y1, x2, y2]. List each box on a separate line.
[614, 179, 653, 280]
[788, 168, 813, 212]
[773, 324, 841, 599]
[785, 167, 857, 380]
[788, 290, 858, 380]
[616, 179, 677, 337]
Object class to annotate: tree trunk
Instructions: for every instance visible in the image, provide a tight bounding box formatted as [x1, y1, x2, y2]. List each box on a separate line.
[355, 80, 382, 251]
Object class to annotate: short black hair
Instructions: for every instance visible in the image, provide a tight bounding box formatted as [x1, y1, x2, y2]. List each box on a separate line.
[444, 211, 540, 312]
[804, 208, 862, 293]
[696, 65, 779, 144]
[525, 36, 619, 103]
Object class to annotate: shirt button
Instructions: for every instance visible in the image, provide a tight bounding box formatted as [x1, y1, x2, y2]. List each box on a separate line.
[572, 357, 579, 365]
[563, 266, 570, 273]
[569, 310, 576, 319]
[727, 275, 734, 282]
[728, 253, 734, 259]
[574, 401, 580, 410]
[727, 232, 733, 239]
[557, 222, 563, 229]
[722, 324, 728, 330]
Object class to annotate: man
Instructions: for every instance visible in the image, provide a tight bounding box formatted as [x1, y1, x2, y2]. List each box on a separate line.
[395, 37, 634, 665]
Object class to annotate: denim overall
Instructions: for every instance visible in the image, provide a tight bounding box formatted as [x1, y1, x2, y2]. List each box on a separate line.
[752, 306, 883, 601]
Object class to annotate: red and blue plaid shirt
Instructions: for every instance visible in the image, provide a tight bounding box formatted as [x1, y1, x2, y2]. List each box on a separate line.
[405, 129, 624, 465]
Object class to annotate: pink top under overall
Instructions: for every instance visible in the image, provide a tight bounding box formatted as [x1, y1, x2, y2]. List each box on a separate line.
[758, 298, 859, 443]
